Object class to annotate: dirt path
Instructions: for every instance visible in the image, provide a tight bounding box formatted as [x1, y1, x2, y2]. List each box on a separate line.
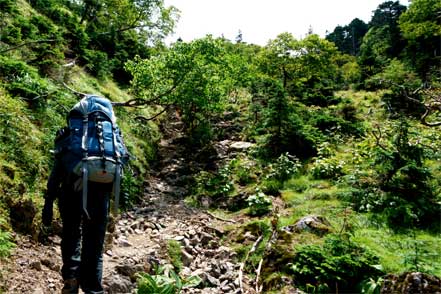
[2, 119, 252, 294]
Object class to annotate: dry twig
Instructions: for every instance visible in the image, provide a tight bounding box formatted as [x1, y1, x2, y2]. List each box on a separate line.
[255, 210, 279, 293]
[205, 211, 236, 224]
[239, 235, 263, 293]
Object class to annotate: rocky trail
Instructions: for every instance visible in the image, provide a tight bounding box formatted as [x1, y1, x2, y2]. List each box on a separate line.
[1, 118, 255, 294]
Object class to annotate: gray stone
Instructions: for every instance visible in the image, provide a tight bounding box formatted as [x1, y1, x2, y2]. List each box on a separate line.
[30, 261, 42, 271]
[104, 275, 133, 294]
[204, 273, 220, 286]
[229, 141, 254, 150]
[288, 215, 332, 236]
[117, 238, 133, 247]
[181, 249, 194, 266]
[116, 263, 145, 282]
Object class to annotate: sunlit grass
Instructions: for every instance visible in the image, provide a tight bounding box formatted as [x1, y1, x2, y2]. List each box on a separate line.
[280, 171, 441, 277]
[353, 226, 441, 276]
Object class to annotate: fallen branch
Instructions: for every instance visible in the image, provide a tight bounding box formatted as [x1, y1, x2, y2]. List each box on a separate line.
[205, 211, 236, 224]
[239, 235, 263, 293]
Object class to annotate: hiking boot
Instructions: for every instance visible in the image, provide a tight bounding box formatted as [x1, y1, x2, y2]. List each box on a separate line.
[61, 278, 79, 294]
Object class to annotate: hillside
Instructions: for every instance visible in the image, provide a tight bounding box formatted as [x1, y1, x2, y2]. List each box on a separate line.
[1, 0, 441, 293]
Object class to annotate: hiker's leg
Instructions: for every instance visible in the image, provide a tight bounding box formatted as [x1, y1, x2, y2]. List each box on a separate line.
[79, 183, 110, 294]
[59, 189, 82, 283]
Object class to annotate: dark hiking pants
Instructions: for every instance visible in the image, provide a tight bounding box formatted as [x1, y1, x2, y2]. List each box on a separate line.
[59, 182, 111, 294]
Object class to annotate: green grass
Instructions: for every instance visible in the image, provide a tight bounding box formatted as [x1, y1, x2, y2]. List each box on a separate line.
[166, 239, 183, 271]
[280, 177, 347, 228]
[280, 175, 441, 278]
[353, 225, 441, 276]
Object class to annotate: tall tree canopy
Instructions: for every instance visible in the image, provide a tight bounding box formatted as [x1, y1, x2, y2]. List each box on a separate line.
[358, 1, 407, 78]
[126, 37, 236, 143]
[399, 0, 441, 79]
[326, 18, 368, 56]
[260, 33, 340, 106]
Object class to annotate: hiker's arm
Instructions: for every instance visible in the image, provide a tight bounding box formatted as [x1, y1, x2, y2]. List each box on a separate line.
[46, 159, 63, 201]
[43, 159, 63, 226]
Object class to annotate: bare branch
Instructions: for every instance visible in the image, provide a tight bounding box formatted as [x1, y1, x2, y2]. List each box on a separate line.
[388, 80, 441, 127]
[255, 210, 279, 293]
[134, 105, 171, 122]
[205, 211, 236, 224]
[238, 235, 263, 293]
[0, 39, 56, 54]
[371, 125, 389, 151]
[112, 72, 187, 108]
[62, 83, 87, 98]
[112, 98, 148, 107]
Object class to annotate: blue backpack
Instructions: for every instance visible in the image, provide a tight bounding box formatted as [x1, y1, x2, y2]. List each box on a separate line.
[54, 95, 129, 216]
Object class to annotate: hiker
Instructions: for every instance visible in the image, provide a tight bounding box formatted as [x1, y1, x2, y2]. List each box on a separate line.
[42, 95, 128, 294]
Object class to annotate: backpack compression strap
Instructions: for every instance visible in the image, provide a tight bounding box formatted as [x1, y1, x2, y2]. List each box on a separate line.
[112, 126, 122, 215]
[81, 113, 90, 219]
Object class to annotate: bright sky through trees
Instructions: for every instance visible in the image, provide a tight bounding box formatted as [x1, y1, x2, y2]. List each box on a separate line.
[164, 0, 410, 45]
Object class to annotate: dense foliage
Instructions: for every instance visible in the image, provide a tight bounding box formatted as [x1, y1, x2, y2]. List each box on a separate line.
[1, 0, 440, 292]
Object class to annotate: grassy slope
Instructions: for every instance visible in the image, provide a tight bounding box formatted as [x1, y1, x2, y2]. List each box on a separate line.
[217, 89, 441, 288]
[0, 70, 158, 251]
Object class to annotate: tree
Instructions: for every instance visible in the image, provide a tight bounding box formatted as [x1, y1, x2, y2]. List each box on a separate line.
[125, 36, 235, 144]
[259, 33, 340, 106]
[326, 18, 368, 56]
[249, 75, 318, 159]
[399, 0, 441, 80]
[359, 1, 407, 79]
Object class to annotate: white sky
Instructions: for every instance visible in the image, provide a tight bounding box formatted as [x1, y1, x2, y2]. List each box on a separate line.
[164, 0, 410, 45]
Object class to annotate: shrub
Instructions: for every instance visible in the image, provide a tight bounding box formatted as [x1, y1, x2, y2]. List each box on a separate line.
[0, 56, 50, 103]
[261, 179, 283, 196]
[265, 152, 301, 182]
[290, 234, 384, 293]
[167, 240, 183, 271]
[1, 24, 22, 44]
[247, 189, 272, 216]
[343, 121, 441, 229]
[311, 157, 345, 180]
[84, 49, 112, 78]
[0, 0, 17, 14]
[193, 166, 234, 202]
[366, 60, 424, 116]
[0, 218, 15, 258]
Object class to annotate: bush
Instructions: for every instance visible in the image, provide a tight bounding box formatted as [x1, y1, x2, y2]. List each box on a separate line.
[366, 60, 424, 116]
[167, 240, 183, 271]
[192, 166, 234, 202]
[310, 143, 345, 180]
[0, 56, 50, 103]
[343, 121, 441, 229]
[0, 218, 15, 258]
[265, 152, 301, 182]
[290, 234, 384, 293]
[84, 49, 112, 78]
[0, 0, 17, 14]
[247, 189, 272, 216]
[0, 24, 22, 44]
[311, 157, 345, 180]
